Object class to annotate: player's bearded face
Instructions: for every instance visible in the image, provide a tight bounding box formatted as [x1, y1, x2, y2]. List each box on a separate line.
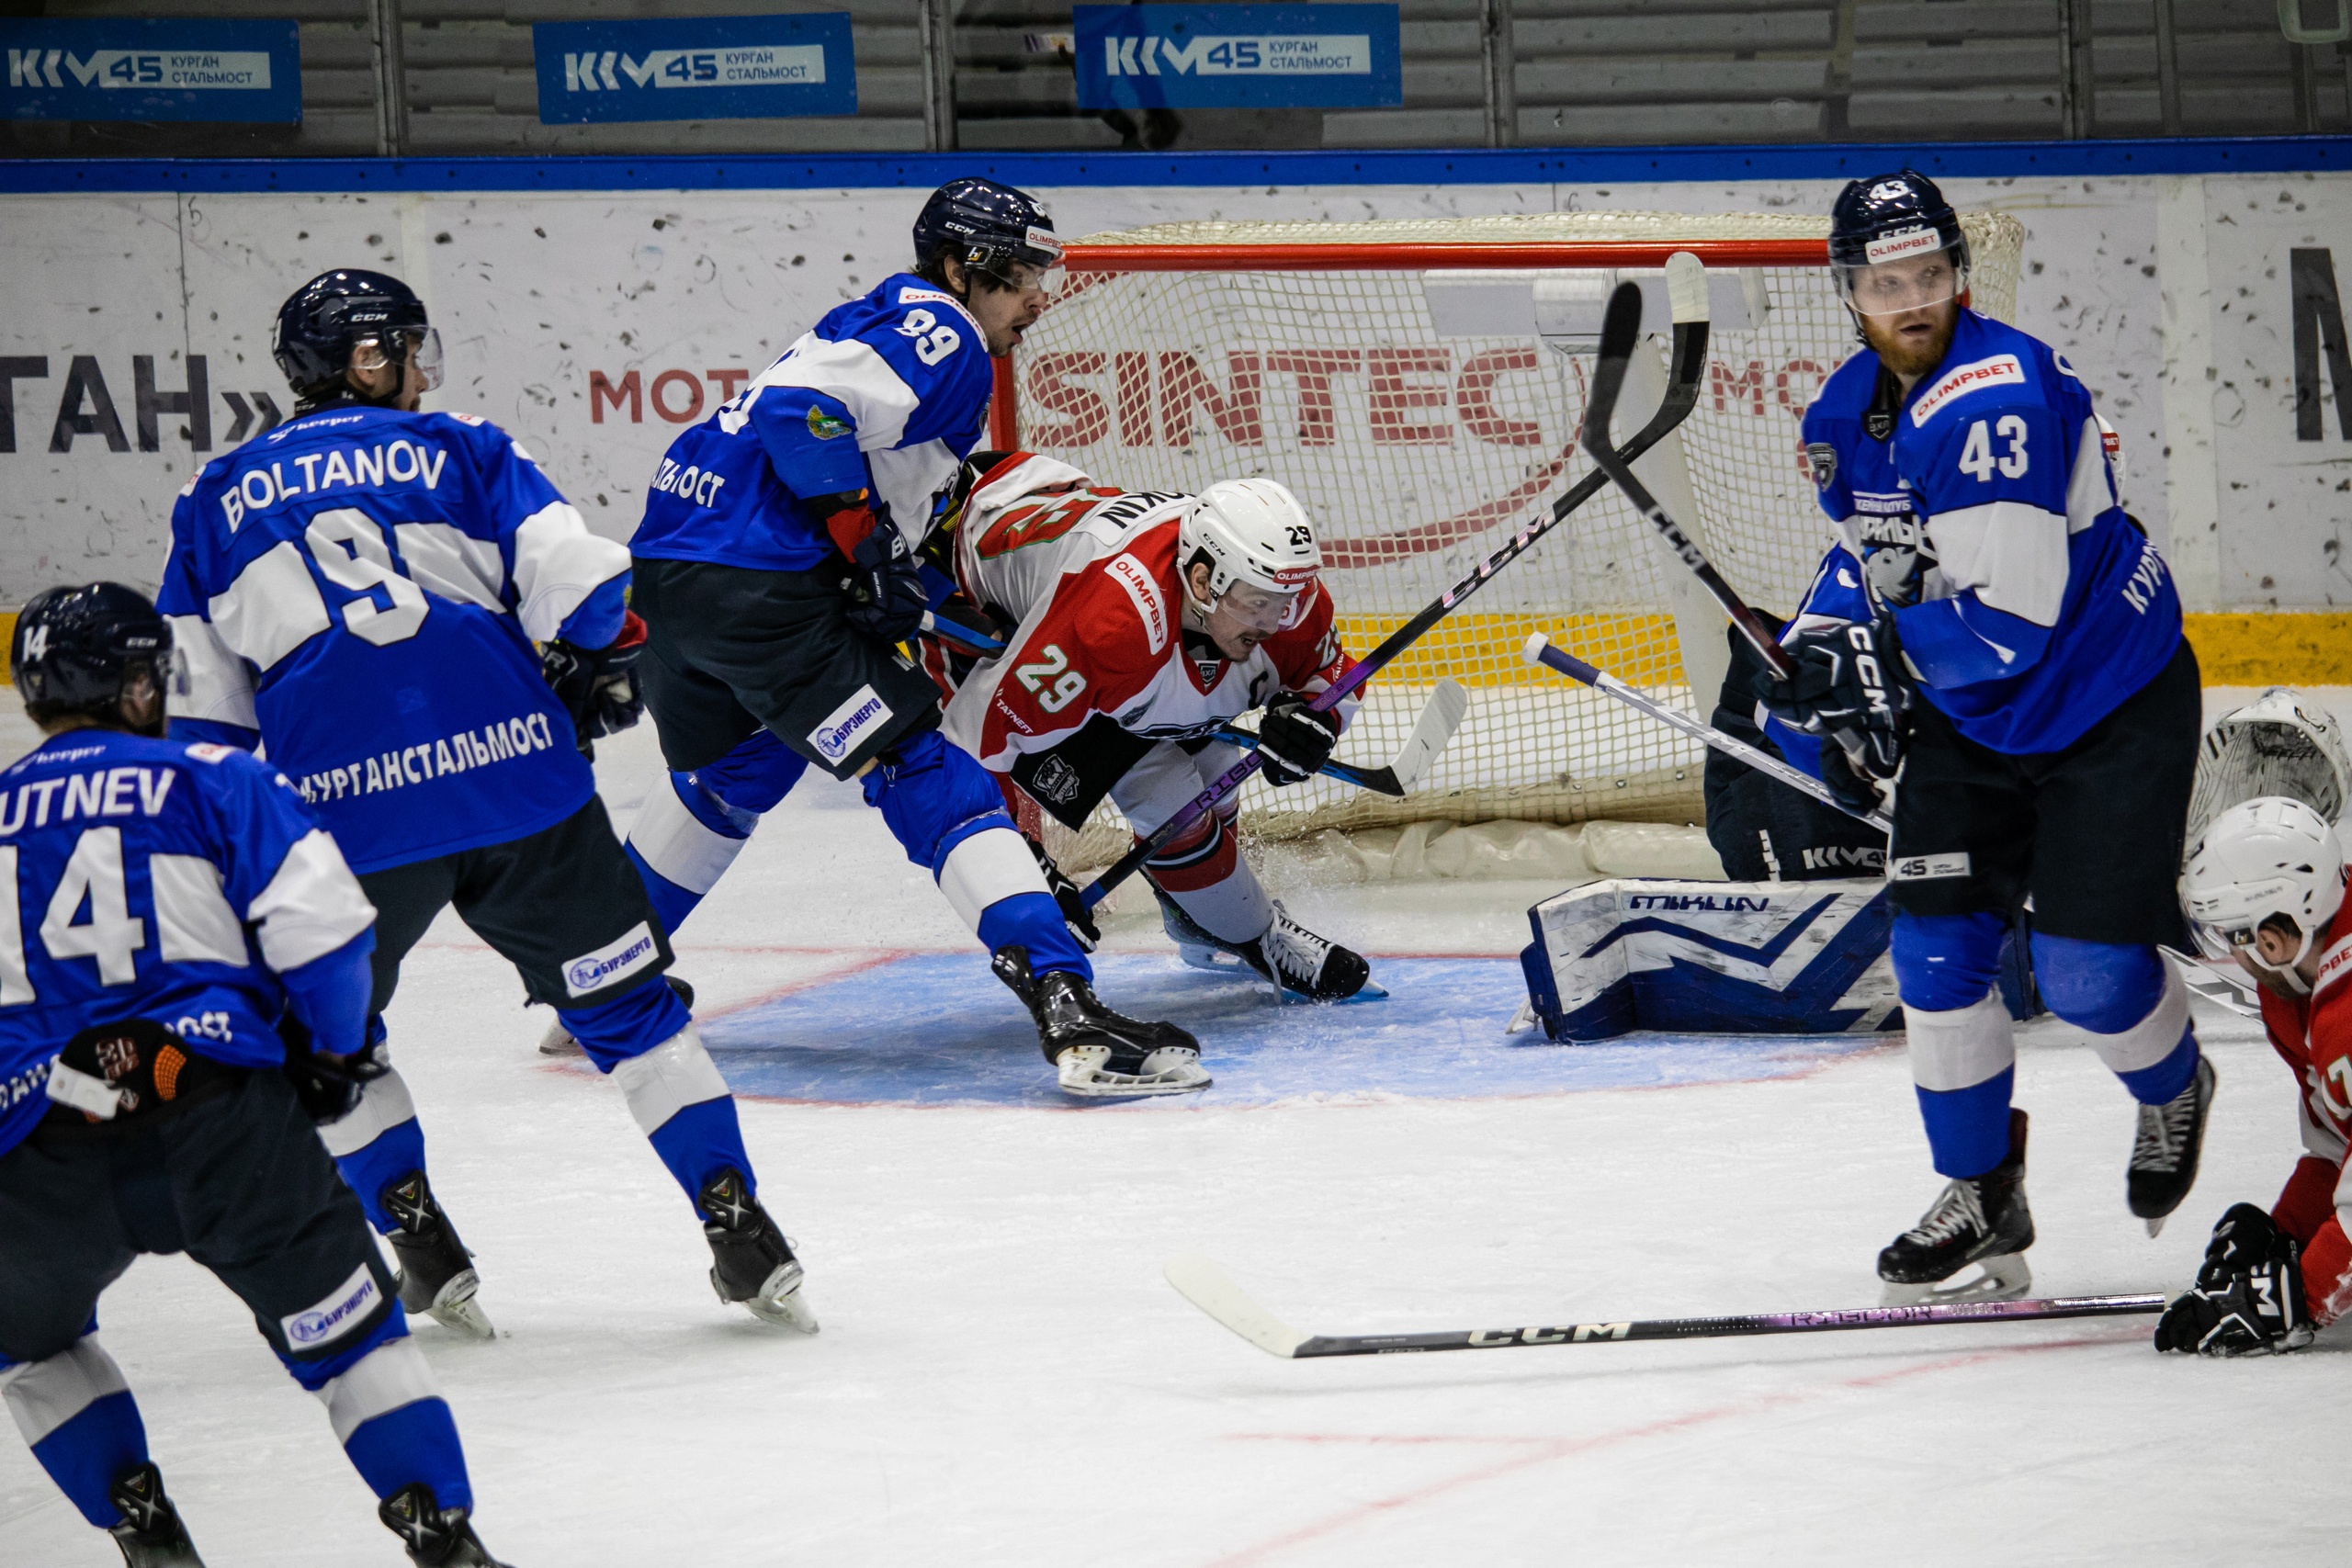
[1848, 254, 1961, 378]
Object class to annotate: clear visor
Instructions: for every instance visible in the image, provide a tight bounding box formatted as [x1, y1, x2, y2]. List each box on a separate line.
[1836, 254, 1966, 318]
[1216, 580, 1306, 636]
[353, 326, 444, 391]
[988, 258, 1065, 297]
[2185, 916, 2254, 964]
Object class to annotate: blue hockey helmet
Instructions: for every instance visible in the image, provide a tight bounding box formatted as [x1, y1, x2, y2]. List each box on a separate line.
[272, 268, 443, 400]
[1828, 170, 1970, 314]
[911, 177, 1062, 284]
[11, 581, 173, 725]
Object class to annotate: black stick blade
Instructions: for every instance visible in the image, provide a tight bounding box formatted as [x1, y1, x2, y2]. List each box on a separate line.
[1599, 280, 1645, 365]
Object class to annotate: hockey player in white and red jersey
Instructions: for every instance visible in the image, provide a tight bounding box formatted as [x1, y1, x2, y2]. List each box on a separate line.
[927, 452, 1373, 1002]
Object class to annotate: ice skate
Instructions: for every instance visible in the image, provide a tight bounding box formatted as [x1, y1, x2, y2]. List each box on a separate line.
[992, 944, 1209, 1098]
[108, 1463, 204, 1567]
[1157, 892, 1379, 1003]
[379, 1483, 510, 1567]
[1878, 1109, 2036, 1305]
[699, 1168, 819, 1332]
[381, 1172, 494, 1339]
[2130, 1054, 2217, 1236]
[538, 974, 695, 1056]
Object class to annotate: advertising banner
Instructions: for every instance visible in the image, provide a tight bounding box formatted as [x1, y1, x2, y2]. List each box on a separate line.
[1073, 5, 1402, 110]
[532, 14, 854, 124]
[0, 18, 299, 124]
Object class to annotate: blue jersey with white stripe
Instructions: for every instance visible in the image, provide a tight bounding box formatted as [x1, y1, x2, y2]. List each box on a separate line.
[159, 405, 631, 873]
[0, 728, 377, 1159]
[629, 273, 996, 571]
[1792, 312, 2179, 756]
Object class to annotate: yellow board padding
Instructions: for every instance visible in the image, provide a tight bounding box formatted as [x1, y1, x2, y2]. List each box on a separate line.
[0, 607, 2341, 689]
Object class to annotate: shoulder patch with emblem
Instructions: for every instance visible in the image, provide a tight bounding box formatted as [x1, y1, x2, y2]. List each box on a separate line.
[807, 405, 851, 440]
[1805, 442, 1838, 489]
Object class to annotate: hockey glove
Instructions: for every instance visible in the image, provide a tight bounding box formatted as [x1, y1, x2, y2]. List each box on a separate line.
[823, 491, 928, 644]
[541, 610, 648, 754]
[1026, 834, 1100, 953]
[2154, 1202, 2314, 1356]
[1755, 617, 1909, 782]
[47, 1019, 232, 1123]
[1257, 694, 1341, 787]
[277, 1014, 391, 1125]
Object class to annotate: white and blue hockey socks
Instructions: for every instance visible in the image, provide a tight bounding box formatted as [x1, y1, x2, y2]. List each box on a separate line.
[1893, 911, 2018, 1178]
[559, 975, 758, 1219]
[625, 730, 808, 936]
[290, 1314, 472, 1514]
[2030, 932, 2199, 1105]
[1, 1331, 148, 1528]
[864, 728, 1091, 976]
[320, 1022, 432, 1235]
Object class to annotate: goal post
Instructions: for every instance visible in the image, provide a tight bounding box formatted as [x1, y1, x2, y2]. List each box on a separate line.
[984, 211, 2026, 865]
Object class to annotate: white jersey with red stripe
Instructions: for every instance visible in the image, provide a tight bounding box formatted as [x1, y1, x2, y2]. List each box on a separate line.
[940, 453, 1356, 773]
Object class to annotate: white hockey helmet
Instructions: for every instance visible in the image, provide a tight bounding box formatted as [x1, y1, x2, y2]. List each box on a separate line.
[2185, 686, 2352, 848]
[1180, 479, 1321, 617]
[2179, 795, 2346, 980]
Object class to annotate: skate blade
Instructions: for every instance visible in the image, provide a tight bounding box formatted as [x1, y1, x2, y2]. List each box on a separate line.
[1879, 1252, 2032, 1307]
[1276, 977, 1388, 1006]
[426, 1271, 496, 1339]
[2145, 1214, 2166, 1239]
[536, 1021, 582, 1057]
[744, 1263, 820, 1334]
[1177, 943, 1243, 975]
[1056, 1048, 1212, 1098]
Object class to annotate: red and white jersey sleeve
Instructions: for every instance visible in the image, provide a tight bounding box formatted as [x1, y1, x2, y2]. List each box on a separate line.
[940, 455, 1357, 773]
[2256, 908, 2352, 1327]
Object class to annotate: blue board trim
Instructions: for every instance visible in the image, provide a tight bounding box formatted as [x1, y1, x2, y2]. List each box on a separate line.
[0, 135, 2345, 195]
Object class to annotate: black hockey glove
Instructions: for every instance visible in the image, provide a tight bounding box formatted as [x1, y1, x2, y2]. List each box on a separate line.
[2154, 1203, 2313, 1356]
[46, 1019, 232, 1123]
[1257, 694, 1340, 787]
[1026, 834, 1100, 953]
[277, 1013, 391, 1126]
[822, 491, 928, 644]
[1755, 617, 1910, 783]
[541, 610, 648, 754]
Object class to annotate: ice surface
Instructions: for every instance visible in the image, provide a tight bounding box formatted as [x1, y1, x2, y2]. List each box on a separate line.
[3, 695, 2347, 1565]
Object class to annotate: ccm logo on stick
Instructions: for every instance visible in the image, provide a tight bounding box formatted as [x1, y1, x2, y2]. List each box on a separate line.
[1467, 1323, 1631, 1347]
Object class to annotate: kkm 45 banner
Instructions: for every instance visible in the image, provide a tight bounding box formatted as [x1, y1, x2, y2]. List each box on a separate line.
[1074, 5, 1402, 110]
[1, 18, 299, 123]
[533, 14, 854, 124]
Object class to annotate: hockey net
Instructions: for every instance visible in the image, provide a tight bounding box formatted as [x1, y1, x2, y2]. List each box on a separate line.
[990, 210, 2025, 871]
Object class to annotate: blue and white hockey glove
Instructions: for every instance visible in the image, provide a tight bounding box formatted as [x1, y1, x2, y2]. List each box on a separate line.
[823, 491, 928, 643]
[541, 610, 647, 753]
[2154, 1203, 2314, 1357]
[1756, 618, 1909, 784]
[1257, 694, 1340, 787]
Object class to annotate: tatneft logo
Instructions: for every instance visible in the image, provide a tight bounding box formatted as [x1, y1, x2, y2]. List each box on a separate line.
[560, 44, 824, 93]
[1908, 355, 2024, 428]
[1864, 226, 1940, 266]
[563, 920, 660, 997]
[809, 685, 892, 765]
[1108, 552, 1167, 653]
[282, 1263, 381, 1348]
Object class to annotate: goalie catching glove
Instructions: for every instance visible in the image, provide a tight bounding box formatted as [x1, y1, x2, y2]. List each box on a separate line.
[1757, 617, 1910, 800]
[541, 609, 648, 752]
[2154, 1203, 2314, 1357]
[1256, 694, 1340, 786]
[822, 490, 928, 642]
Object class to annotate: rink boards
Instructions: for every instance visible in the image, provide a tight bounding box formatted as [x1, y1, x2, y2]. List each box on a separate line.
[659, 952, 1893, 1108]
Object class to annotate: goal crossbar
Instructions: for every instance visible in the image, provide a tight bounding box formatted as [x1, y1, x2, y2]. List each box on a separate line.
[1046, 239, 1830, 273]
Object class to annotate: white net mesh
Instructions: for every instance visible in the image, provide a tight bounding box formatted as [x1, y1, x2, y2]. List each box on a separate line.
[1002, 210, 2025, 871]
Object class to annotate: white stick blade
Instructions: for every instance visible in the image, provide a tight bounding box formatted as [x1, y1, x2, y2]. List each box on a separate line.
[1522, 631, 1551, 666]
[1386, 677, 1470, 791]
[1666, 251, 1710, 325]
[1164, 1253, 1307, 1359]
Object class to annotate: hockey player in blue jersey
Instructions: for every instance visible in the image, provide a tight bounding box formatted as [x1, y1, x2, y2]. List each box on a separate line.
[614, 177, 1204, 1098]
[1759, 172, 2213, 1304]
[158, 269, 814, 1336]
[0, 585, 506, 1566]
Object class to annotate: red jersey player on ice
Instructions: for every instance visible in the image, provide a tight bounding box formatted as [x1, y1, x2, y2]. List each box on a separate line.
[927, 452, 1374, 1002]
[2163, 795, 2352, 1354]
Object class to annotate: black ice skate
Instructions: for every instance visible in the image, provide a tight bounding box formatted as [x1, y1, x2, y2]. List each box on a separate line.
[379, 1483, 510, 1567]
[382, 1171, 494, 1339]
[537, 974, 695, 1056]
[2130, 1055, 2218, 1237]
[700, 1168, 819, 1332]
[108, 1463, 204, 1567]
[992, 944, 1210, 1097]
[1878, 1109, 2036, 1305]
[1156, 892, 1377, 1003]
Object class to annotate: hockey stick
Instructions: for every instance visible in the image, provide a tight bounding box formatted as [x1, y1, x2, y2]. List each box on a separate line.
[919, 613, 1465, 798]
[1522, 633, 1891, 834]
[1075, 281, 1716, 908]
[1164, 1253, 2162, 1361]
[1216, 677, 1470, 798]
[1581, 265, 1878, 780]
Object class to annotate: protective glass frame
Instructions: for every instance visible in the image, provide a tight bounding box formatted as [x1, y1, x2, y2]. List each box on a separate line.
[1216, 579, 1308, 637]
[1835, 254, 1969, 318]
[352, 325, 445, 391]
